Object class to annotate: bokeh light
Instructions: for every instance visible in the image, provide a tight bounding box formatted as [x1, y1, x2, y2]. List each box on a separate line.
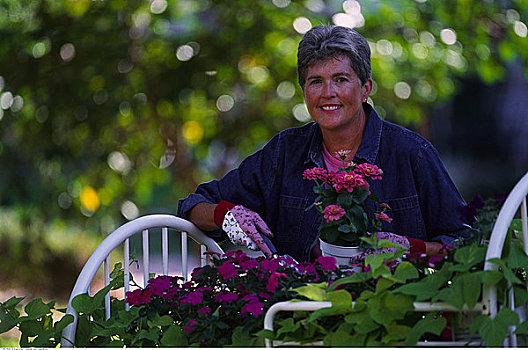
[150, 0, 168, 14]
[176, 44, 194, 61]
[293, 17, 312, 34]
[121, 200, 139, 220]
[440, 28, 457, 45]
[277, 81, 296, 99]
[394, 81, 411, 99]
[272, 0, 290, 8]
[182, 120, 204, 144]
[293, 103, 311, 122]
[332, 12, 364, 28]
[0, 91, 13, 110]
[60, 43, 76, 62]
[80, 186, 100, 213]
[514, 21, 528, 38]
[216, 94, 235, 112]
[108, 151, 132, 175]
[305, 0, 325, 12]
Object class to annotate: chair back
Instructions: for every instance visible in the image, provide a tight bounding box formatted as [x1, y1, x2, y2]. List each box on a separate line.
[61, 214, 223, 347]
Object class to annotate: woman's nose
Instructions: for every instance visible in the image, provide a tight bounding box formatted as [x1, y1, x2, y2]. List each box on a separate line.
[322, 81, 336, 97]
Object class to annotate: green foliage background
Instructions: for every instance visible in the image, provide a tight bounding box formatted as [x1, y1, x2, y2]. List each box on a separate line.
[0, 0, 527, 300]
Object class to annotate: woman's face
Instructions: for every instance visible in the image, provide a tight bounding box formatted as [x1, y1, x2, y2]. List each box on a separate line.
[302, 55, 372, 134]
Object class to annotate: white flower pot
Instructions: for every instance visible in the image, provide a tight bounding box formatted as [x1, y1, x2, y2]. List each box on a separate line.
[319, 239, 362, 272]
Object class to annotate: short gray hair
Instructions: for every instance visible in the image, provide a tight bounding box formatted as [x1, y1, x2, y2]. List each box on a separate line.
[297, 25, 371, 88]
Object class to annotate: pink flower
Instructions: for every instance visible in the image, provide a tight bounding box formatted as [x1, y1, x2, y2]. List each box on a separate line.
[266, 272, 288, 293]
[355, 163, 383, 180]
[184, 319, 197, 334]
[241, 300, 264, 317]
[375, 212, 393, 223]
[316, 256, 337, 271]
[182, 291, 203, 305]
[330, 171, 368, 193]
[218, 261, 238, 279]
[198, 307, 211, 315]
[322, 205, 345, 222]
[303, 167, 328, 182]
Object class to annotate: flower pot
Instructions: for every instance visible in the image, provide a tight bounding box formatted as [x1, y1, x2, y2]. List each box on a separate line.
[319, 239, 362, 272]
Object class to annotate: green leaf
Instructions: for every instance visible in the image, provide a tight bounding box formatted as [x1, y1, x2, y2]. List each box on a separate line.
[231, 325, 261, 346]
[292, 284, 328, 301]
[480, 270, 503, 285]
[160, 325, 188, 346]
[54, 314, 74, 333]
[24, 298, 52, 320]
[327, 289, 352, 310]
[506, 243, 528, 269]
[276, 318, 300, 337]
[382, 323, 411, 344]
[148, 314, 173, 328]
[344, 310, 379, 334]
[391, 261, 419, 283]
[476, 308, 519, 346]
[2, 296, 25, 309]
[405, 313, 446, 346]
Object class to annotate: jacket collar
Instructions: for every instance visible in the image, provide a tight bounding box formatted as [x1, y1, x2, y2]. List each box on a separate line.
[305, 103, 382, 166]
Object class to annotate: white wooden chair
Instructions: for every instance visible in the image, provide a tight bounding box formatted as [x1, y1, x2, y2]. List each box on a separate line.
[264, 170, 528, 347]
[61, 214, 224, 347]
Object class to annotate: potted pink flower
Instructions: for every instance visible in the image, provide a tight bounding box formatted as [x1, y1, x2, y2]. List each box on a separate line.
[303, 150, 391, 266]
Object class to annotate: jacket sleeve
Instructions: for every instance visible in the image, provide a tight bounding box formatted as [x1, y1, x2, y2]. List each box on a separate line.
[414, 143, 472, 245]
[177, 135, 280, 234]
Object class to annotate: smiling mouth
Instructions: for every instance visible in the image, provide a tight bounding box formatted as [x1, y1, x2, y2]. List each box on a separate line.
[321, 105, 341, 111]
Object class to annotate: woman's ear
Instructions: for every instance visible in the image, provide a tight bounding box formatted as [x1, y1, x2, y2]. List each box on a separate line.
[362, 78, 373, 101]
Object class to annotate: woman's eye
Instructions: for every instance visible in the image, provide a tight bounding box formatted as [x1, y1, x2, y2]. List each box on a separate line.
[337, 77, 348, 82]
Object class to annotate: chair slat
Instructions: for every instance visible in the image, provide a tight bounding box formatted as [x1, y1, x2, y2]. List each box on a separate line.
[124, 238, 130, 311]
[201, 244, 206, 267]
[162, 227, 169, 275]
[142, 229, 149, 287]
[182, 231, 188, 282]
[104, 256, 111, 320]
[522, 198, 527, 255]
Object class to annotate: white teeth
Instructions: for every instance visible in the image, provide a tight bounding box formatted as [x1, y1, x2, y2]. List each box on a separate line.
[322, 105, 339, 111]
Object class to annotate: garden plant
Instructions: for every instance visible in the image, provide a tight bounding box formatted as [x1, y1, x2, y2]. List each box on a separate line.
[1, 194, 528, 347]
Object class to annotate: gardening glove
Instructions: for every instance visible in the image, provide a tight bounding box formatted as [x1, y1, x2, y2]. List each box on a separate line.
[349, 232, 411, 264]
[214, 201, 276, 259]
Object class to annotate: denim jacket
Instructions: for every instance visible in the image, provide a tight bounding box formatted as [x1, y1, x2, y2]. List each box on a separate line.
[177, 104, 470, 262]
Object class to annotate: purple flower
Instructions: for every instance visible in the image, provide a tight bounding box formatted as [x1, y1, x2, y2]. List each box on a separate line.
[147, 276, 171, 296]
[184, 319, 197, 334]
[241, 300, 263, 317]
[242, 293, 258, 301]
[182, 291, 203, 305]
[240, 258, 259, 270]
[198, 307, 211, 315]
[260, 259, 279, 272]
[316, 256, 337, 271]
[266, 272, 288, 293]
[218, 261, 238, 279]
[214, 292, 238, 304]
[125, 289, 152, 306]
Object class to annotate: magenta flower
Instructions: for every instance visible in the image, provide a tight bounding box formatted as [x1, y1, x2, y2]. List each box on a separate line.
[302, 167, 328, 182]
[355, 163, 383, 180]
[241, 300, 264, 317]
[375, 212, 393, 223]
[316, 256, 338, 271]
[182, 291, 203, 305]
[239, 259, 259, 270]
[198, 307, 211, 315]
[147, 276, 171, 297]
[126, 288, 152, 306]
[322, 205, 346, 222]
[266, 272, 288, 293]
[184, 319, 197, 334]
[260, 259, 279, 272]
[218, 261, 238, 279]
[214, 292, 239, 304]
[331, 171, 368, 193]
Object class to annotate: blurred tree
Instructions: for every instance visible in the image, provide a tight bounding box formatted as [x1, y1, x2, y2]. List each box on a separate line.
[0, 0, 527, 297]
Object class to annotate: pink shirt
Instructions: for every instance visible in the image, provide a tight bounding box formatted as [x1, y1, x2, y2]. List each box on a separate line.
[322, 143, 345, 172]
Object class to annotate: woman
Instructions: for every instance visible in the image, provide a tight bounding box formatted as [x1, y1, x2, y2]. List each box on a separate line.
[177, 25, 469, 262]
